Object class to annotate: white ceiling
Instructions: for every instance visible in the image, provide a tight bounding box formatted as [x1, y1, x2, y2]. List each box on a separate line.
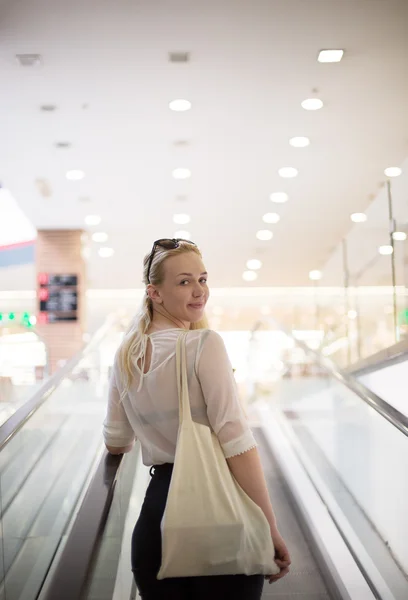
[1, 0, 408, 289]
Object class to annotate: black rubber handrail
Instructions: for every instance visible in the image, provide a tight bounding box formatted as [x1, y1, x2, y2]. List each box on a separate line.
[42, 451, 123, 600]
[255, 318, 408, 439]
[0, 313, 118, 451]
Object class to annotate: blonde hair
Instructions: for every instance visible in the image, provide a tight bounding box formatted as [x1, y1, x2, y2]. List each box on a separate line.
[117, 241, 209, 396]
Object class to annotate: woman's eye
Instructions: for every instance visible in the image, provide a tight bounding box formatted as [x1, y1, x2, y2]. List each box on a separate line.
[200, 278, 208, 284]
[180, 280, 189, 285]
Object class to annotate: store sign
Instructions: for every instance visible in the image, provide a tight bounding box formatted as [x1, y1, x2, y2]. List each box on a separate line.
[37, 273, 79, 323]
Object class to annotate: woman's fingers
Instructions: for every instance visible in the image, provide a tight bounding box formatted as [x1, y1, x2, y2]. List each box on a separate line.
[266, 566, 290, 584]
[275, 558, 291, 568]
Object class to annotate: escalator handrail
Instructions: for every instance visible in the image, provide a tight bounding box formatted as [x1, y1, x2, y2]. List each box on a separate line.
[347, 337, 408, 376]
[258, 318, 408, 439]
[41, 450, 123, 600]
[0, 312, 119, 451]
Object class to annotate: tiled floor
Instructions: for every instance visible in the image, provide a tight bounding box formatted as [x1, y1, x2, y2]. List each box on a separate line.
[255, 429, 333, 600]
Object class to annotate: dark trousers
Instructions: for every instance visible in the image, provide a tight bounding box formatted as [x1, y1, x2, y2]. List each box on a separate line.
[131, 463, 265, 599]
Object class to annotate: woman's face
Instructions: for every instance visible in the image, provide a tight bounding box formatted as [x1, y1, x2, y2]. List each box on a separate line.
[152, 251, 209, 324]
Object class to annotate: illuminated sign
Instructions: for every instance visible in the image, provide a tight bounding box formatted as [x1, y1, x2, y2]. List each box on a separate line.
[37, 273, 79, 323]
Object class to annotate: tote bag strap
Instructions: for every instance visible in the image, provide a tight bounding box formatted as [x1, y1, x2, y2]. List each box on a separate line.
[176, 331, 192, 425]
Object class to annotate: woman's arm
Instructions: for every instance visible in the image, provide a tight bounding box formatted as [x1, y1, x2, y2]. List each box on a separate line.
[227, 447, 277, 531]
[103, 364, 136, 454]
[106, 441, 135, 455]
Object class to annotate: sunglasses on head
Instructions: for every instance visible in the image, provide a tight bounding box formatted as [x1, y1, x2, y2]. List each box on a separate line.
[146, 238, 196, 283]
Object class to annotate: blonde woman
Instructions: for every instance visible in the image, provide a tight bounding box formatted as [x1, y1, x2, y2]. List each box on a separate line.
[103, 239, 290, 599]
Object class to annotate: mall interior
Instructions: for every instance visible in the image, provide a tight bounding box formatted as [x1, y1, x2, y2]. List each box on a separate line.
[1, 1, 408, 599]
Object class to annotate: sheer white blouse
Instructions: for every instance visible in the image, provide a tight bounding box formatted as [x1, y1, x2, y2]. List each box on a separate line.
[103, 328, 257, 466]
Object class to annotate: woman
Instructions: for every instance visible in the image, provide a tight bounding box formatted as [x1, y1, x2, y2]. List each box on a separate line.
[103, 238, 291, 599]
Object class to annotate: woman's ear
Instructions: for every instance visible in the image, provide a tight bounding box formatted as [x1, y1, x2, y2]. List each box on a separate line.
[147, 284, 163, 304]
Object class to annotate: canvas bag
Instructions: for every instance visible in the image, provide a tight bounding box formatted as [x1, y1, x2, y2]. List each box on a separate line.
[157, 331, 280, 579]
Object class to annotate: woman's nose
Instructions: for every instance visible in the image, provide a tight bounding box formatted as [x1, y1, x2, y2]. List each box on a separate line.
[193, 284, 204, 297]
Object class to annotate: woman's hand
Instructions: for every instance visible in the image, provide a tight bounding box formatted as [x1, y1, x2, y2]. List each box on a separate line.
[265, 528, 291, 584]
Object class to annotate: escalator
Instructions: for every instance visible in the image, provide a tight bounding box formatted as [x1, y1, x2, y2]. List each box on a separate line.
[0, 319, 407, 599]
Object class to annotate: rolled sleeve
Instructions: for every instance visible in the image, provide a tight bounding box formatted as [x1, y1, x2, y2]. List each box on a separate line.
[197, 330, 257, 458]
[103, 367, 135, 448]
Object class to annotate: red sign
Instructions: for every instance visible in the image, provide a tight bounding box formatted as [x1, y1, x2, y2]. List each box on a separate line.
[38, 273, 48, 286]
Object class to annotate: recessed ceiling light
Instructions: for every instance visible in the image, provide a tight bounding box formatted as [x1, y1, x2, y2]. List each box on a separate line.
[92, 232, 108, 243]
[55, 141, 71, 148]
[309, 270, 322, 281]
[318, 49, 344, 63]
[98, 247, 114, 258]
[384, 167, 402, 178]
[242, 270, 258, 282]
[85, 215, 102, 226]
[289, 136, 310, 148]
[66, 169, 85, 181]
[262, 212, 280, 224]
[301, 98, 324, 111]
[173, 213, 191, 225]
[172, 168, 191, 179]
[169, 99, 192, 112]
[174, 230, 191, 238]
[278, 167, 298, 178]
[270, 192, 288, 203]
[246, 259, 262, 270]
[378, 245, 393, 255]
[392, 231, 407, 241]
[350, 213, 367, 223]
[256, 230, 273, 241]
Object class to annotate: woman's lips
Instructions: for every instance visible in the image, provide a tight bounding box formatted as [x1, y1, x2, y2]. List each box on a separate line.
[188, 303, 204, 309]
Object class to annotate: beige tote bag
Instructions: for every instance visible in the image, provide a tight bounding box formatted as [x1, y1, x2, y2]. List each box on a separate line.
[157, 331, 280, 579]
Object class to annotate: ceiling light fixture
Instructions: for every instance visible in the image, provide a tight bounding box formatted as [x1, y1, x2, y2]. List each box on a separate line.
[173, 213, 191, 225]
[174, 230, 191, 238]
[256, 230, 273, 241]
[242, 271, 258, 282]
[301, 98, 324, 111]
[392, 231, 407, 241]
[384, 167, 402, 178]
[66, 169, 85, 181]
[270, 192, 288, 203]
[350, 213, 367, 223]
[309, 270, 322, 281]
[92, 232, 108, 243]
[85, 215, 102, 226]
[262, 212, 280, 224]
[169, 99, 192, 112]
[98, 247, 114, 258]
[172, 168, 191, 179]
[378, 245, 393, 255]
[278, 167, 298, 178]
[289, 136, 310, 148]
[318, 49, 344, 63]
[246, 259, 262, 270]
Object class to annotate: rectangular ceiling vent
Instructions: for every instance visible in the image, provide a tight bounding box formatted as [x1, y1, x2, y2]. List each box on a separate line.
[169, 52, 189, 63]
[16, 54, 42, 67]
